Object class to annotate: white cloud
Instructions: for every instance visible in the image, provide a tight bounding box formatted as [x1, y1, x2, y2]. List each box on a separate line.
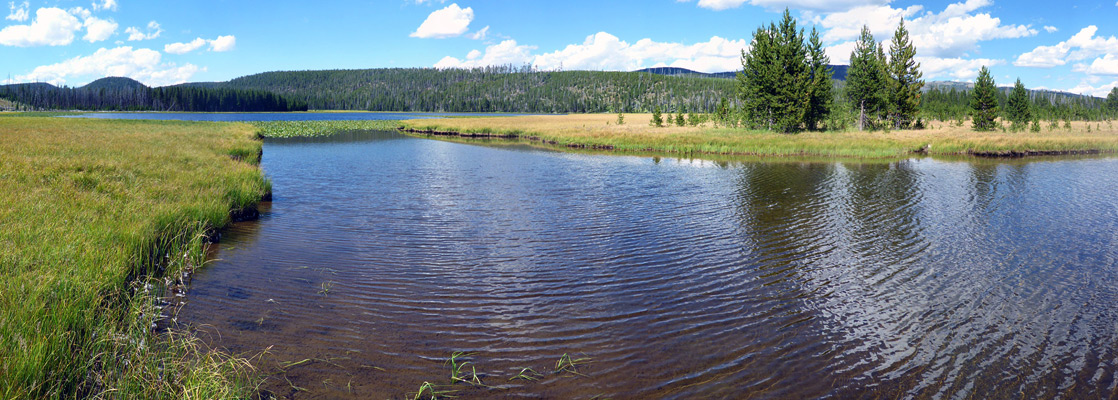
[825, 41, 857, 64]
[411, 3, 473, 39]
[1065, 80, 1118, 97]
[468, 25, 489, 40]
[1014, 26, 1118, 68]
[918, 56, 1003, 81]
[435, 39, 536, 69]
[91, 0, 117, 12]
[414, 0, 446, 3]
[164, 38, 205, 54]
[686, 0, 889, 12]
[1044, 26, 1058, 33]
[814, 0, 1036, 58]
[82, 16, 117, 42]
[1077, 54, 1118, 76]
[6, 1, 28, 21]
[125, 21, 161, 41]
[15, 46, 201, 87]
[163, 35, 236, 54]
[435, 33, 750, 73]
[208, 35, 235, 52]
[0, 7, 82, 47]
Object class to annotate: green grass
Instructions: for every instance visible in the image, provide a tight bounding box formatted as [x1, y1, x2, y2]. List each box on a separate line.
[0, 116, 269, 399]
[251, 120, 401, 138]
[401, 114, 1118, 159]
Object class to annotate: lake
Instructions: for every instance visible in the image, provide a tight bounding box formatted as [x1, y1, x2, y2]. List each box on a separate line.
[176, 130, 1118, 399]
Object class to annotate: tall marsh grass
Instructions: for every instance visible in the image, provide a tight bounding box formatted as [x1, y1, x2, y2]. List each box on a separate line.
[0, 116, 269, 398]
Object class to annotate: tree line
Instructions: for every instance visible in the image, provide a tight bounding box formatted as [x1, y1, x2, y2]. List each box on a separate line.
[0, 82, 308, 112]
[725, 10, 1117, 133]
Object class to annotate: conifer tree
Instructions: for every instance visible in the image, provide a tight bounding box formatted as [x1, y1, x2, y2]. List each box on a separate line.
[805, 27, 833, 131]
[846, 26, 887, 130]
[887, 20, 923, 129]
[1107, 87, 1118, 113]
[675, 105, 686, 126]
[1006, 78, 1032, 127]
[651, 106, 663, 127]
[740, 25, 778, 129]
[970, 66, 999, 131]
[739, 9, 813, 133]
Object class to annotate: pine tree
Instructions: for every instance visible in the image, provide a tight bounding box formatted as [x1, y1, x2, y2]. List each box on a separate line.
[1107, 87, 1118, 113]
[970, 66, 999, 131]
[805, 27, 833, 131]
[1006, 78, 1032, 127]
[651, 106, 663, 127]
[887, 20, 923, 129]
[738, 9, 811, 133]
[846, 26, 887, 130]
[675, 105, 686, 126]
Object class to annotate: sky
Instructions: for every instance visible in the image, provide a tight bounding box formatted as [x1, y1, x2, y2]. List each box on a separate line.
[2, 0, 1117, 96]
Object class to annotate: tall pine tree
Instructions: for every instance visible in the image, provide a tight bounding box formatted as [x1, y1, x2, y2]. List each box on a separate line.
[739, 25, 778, 129]
[805, 27, 833, 131]
[1005, 78, 1032, 126]
[1107, 87, 1118, 113]
[887, 20, 923, 129]
[846, 26, 888, 130]
[970, 66, 999, 131]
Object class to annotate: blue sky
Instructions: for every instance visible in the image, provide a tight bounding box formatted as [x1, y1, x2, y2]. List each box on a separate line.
[2, 0, 1117, 96]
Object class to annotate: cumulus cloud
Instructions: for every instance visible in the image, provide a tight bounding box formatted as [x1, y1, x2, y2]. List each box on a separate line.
[435, 39, 537, 69]
[0, 7, 82, 47]
[435, 33, 750, 73]
[82, 16, 117, 42]
[15, 46, 201, 87]
[918, 57, 1003, 80]
[813, 0, 1036, 58]
[411, 3, 473, 39]
[91, 0, 117, 12]
[164, 38, 205, 54]
[1044, 26, 1058, 33]
[163, 35, 236, 54]
[1014, 26, 1118, 68]
[208, 35, 235, 52]
[6, 1, 28, 21]
[1065, 79, 1118, 97]
[125, 21, 161, 41]
[1073, 54, 1118, 76]
[685, 0, 889, 12]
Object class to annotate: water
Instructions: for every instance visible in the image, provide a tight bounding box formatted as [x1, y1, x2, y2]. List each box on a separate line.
[177, 131, 1118, 399]
[64, 111, 530, 122]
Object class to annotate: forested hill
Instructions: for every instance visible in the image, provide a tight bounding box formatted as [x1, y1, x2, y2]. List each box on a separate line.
[178, 66, 737, 113]
[0, 77, 308, 112]
[636, 65, 849, 81]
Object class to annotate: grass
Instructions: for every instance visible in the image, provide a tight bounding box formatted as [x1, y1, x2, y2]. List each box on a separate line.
[400, 114, 1118, 158]
[251, 120, 401, 138]
[0, 115, 269, 398]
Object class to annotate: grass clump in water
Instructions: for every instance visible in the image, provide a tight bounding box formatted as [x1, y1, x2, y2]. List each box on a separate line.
[0, 116, 269, 398]
[252, 120, 402, 138]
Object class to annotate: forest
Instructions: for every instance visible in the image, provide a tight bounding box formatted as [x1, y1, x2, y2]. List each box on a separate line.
[0, 77, 308, 112]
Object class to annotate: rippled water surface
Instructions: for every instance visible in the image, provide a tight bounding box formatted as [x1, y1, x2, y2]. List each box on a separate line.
[178, 131, 1118, 399]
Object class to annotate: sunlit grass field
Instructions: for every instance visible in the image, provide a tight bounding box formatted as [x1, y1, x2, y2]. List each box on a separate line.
[0, 116, 268, 398]
[402, 114, 1118, 158]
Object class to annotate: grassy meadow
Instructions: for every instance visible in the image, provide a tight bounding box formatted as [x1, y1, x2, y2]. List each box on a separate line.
[401, 114, 1118, 158]
[0, 116, 268, 398]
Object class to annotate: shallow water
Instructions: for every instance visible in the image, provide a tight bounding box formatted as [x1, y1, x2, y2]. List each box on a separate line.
[178, 131, 1118, 399]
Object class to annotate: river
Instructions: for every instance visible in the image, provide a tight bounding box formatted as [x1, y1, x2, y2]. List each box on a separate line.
[177, 130, 1118, 399]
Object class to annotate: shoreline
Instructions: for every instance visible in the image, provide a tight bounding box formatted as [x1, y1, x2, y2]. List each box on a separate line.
[399, 114, 1118, 160]
[398, 126, 1117, 159]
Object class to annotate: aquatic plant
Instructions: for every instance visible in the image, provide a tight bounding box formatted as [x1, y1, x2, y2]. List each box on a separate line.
[554, 353, 592, 377]
[252, 120, 402, 138]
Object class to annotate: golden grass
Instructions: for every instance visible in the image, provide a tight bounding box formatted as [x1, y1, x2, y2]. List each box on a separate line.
[402, 114, 1118, 158]
[0, 116, 268, 398]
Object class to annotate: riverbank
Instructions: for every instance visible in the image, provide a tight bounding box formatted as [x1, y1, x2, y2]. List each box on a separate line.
[400, 114, 1118, 158]
[0, 116, 268, 398]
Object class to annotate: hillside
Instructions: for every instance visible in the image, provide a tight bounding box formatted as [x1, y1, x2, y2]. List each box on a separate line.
[636, 65, 850, 81]
[183, 66, 737, 113]
[81, 77, 148, 91]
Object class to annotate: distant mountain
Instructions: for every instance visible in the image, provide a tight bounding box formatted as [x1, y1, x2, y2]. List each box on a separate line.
[636, 65, 850, 81]
[81, 77, 147, 91]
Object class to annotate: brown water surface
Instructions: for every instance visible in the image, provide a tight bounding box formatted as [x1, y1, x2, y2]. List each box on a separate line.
[178, 131, 1118, 399]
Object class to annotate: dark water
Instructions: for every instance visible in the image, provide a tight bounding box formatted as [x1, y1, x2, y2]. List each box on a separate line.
[64, 111, 529, 122]
[178, 131, 1118, 399]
